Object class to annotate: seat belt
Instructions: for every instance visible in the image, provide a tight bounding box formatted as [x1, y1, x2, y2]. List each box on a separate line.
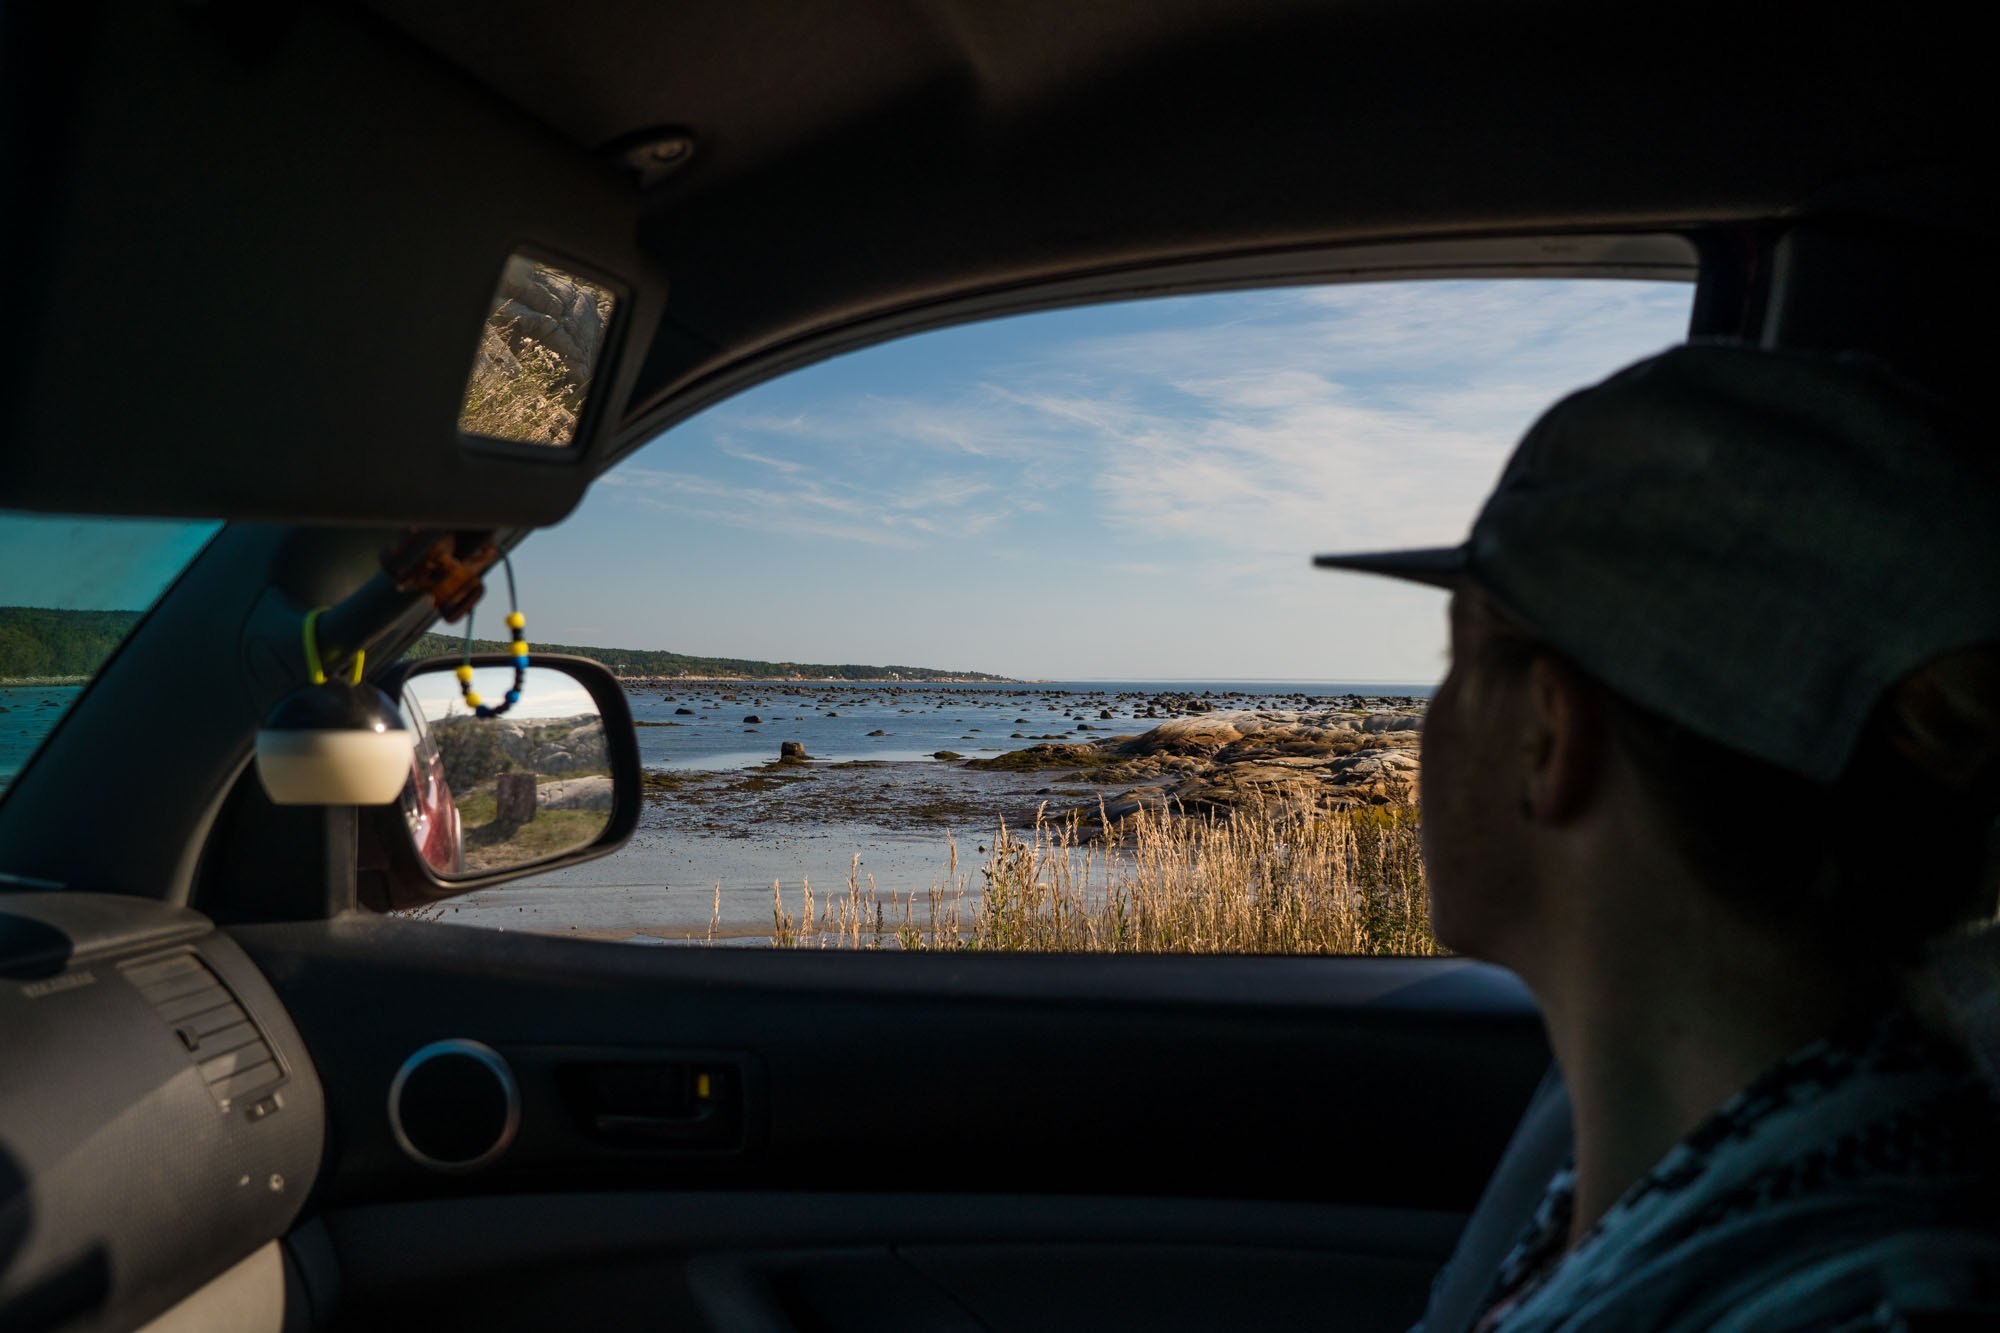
[1413, 1064, 1572, 1333]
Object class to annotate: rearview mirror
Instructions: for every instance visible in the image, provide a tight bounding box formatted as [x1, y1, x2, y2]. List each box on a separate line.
[368, 653, 640, 906]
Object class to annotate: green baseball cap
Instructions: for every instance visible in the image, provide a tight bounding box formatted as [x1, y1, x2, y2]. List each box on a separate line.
[1315, 341, 2000, 782]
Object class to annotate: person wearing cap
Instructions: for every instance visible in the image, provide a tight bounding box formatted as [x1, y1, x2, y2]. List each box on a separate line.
[1318, 341, 2000, 1331]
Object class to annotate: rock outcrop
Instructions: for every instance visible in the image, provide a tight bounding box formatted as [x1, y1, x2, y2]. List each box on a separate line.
[489, 255, 609, 385]
[537, 774, 615, 811]
[527, 717, 608, 775]
[432, 711, 607, 787]
[966, 708, 1423, 821]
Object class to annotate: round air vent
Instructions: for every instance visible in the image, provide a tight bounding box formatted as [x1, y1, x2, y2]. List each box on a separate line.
[388, 1039, 520, 1172]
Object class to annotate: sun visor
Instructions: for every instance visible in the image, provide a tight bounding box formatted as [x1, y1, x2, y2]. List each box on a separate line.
[0, 1, 662, 527]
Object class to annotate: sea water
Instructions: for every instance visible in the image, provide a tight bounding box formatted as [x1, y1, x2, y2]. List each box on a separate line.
[0, 684, 82, 792]
[622, 679, 1433, 771]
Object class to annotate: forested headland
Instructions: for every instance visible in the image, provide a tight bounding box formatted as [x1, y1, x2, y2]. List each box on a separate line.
[0, 608, 1006, 683]
[0, 608, 139, 679]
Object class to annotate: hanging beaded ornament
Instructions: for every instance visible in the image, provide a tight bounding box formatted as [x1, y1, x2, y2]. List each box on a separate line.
[457, 554, 530, 718]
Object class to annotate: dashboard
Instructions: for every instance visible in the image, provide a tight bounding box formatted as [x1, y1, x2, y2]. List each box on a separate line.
[0, 891, 323, 1332]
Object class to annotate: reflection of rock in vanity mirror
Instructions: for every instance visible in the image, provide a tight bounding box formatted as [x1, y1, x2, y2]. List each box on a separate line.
[457, 253, 618, 448]
[399, 665, 614, 877]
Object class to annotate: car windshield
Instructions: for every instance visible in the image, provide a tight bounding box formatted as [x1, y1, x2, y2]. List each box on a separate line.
[0, 512, 220, 794]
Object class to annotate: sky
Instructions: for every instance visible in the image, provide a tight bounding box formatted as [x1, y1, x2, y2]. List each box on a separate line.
[0, 278, 1691, 685]
[405, 666, 598, 724]
[513, 278, 1691, 683]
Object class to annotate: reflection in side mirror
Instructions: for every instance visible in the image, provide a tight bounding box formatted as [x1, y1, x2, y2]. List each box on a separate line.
[397, 662, 616, 878]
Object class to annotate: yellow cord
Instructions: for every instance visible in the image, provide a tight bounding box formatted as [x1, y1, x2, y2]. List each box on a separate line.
[302, 608, 365, 686]
[302, 608, 327, 685]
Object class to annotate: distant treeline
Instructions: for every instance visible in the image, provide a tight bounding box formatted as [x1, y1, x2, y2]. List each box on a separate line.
[0, 607, 1007, 684]
[404, 632, 1010, 682]
[0, 607, 140, 678]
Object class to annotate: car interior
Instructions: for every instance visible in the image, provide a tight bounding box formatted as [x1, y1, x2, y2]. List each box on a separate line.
[0, 3, 1989, 1330]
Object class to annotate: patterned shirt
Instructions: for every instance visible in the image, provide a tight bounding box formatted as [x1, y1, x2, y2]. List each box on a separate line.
[1473, 1009, 2000, 1331]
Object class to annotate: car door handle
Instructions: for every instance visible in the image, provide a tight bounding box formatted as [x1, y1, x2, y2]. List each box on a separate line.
[590, 1102, 724, 1142]
[567, 1059, 745, 1149]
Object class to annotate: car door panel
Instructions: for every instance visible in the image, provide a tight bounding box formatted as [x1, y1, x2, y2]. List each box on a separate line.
[227, 916, 1550, 1331]
[230, 917, 1544, 1205]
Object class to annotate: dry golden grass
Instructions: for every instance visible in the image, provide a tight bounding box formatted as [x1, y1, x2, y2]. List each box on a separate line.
[458, 325, 582, 445]
[768, 800, 1438, 955]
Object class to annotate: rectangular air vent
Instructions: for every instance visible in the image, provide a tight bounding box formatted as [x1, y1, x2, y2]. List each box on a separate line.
[123, 952, 284, 1110]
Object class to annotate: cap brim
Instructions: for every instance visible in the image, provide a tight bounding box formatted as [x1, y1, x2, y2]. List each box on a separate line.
[1312, 545, 1469, 590]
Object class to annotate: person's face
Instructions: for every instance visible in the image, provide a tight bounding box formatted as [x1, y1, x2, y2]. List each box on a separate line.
[1421, 590, 1536, 959]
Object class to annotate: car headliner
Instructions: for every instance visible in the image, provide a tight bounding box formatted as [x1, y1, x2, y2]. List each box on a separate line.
[363, 0, 1986, 423]
[0, 1, 1985, 529]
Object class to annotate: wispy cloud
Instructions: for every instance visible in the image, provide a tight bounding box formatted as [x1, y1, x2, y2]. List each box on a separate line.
[602, 445, 1024, 548]
[714, 440, 810, 475]
[615, 279, 1686, 568]
[599, 467, 919, 548]
[1047, 281, 1682, 563]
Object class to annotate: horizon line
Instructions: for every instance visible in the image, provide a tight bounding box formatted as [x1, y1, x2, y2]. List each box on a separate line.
[1025, 675, 1438, 685]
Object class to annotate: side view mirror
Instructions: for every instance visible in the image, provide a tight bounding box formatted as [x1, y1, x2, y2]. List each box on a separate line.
[365, 653, 640, 908]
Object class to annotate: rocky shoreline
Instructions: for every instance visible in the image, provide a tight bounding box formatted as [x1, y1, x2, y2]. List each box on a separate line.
[631, 702, 1425, 842]
[453, 696, 1429, 941]
[962, 706, 1423, 823]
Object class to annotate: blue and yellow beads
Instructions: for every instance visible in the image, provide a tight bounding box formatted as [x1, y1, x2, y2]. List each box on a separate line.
[460, 609, 530, 718]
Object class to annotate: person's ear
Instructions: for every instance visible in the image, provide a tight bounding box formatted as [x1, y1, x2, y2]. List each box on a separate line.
[1521, 654, 1606, 824]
